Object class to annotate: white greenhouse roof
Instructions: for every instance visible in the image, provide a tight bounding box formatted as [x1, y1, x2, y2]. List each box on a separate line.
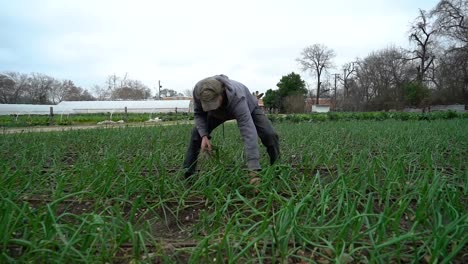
[0, 104, 53, 115]
[0, 100, 192, 115]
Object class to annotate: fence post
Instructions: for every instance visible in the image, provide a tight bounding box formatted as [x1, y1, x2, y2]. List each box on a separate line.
[49, 107, 54, 126]
[124, 106, 128, 122]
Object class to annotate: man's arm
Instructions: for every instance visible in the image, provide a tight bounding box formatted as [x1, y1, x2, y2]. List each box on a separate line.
[232, 97, 261, 171]
[193, 91, 209, 138]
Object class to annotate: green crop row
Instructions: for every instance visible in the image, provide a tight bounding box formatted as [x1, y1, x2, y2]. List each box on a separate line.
[268, 110, 467, 123]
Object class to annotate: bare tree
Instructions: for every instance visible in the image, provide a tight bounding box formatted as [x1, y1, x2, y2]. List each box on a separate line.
[0, 73, 16, 103]
[183, 89, 193, 97]
[430, 47, 468, 103]
[297, 44, 336, 104]
[62, 80, 76, 100]
[0, 72, 30, 104]
[98, 74, 152, 100]
[27, 73, 56, 104]
[304, 82, 314, 99]
[352, 47, 412, 110]
[431, 0, 468, 46]
[342, 62, 357, 97]
[91, 84, 109, 100]
[320, 77, 333, 98]
[1, 72, 96, 104]
[429, 0, 468, 103]
[409, 9, 437, 84]
[80, 90, 95, 101]
[104, 74, 120, 100]
[112, 78, 152, 100]
[49, 79, 69, 104]
[61, 81, 95, 101]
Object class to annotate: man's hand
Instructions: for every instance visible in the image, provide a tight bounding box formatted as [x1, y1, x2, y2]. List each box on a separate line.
[201, 136, 212, 154]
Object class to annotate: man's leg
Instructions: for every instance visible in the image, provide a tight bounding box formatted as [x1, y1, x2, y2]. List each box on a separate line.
[183, 117, 224, 177]
[251, 107, 280, 165]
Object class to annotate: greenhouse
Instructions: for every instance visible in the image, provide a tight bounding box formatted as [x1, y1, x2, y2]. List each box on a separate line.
[0, 100, 193, 115]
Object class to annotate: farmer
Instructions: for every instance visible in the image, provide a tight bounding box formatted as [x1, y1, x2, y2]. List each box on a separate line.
[183, 74, 280, 181]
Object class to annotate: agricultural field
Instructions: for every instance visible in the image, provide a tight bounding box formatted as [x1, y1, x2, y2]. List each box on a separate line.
[1, 119, 467, 263]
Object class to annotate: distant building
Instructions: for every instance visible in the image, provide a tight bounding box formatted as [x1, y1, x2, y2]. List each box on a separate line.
[0, 100, 193, 115]
[305, 98, 335, 113]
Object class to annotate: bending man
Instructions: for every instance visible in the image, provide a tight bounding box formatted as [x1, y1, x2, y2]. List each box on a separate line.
[183, 74, 280, 179]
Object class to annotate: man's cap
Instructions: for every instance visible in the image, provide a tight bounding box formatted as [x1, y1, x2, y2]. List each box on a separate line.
[198, 77, 224, 111]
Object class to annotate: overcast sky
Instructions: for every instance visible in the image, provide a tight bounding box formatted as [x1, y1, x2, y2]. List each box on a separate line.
[1, 0, 440, 95]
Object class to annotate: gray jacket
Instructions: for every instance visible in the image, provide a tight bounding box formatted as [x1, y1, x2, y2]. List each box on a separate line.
[193, 75, 260, 170]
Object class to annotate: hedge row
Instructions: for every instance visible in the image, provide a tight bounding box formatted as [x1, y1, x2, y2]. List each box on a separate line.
[268, 111, 468, 123]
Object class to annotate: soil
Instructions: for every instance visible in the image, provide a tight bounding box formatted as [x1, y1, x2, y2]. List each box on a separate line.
[22, 196, 206, 240]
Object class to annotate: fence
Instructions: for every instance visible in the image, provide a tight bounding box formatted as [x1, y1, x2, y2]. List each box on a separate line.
[0, 104, 193, 127]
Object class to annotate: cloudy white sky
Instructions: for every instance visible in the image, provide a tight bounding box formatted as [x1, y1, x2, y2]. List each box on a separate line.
[1, 0, 440, 95]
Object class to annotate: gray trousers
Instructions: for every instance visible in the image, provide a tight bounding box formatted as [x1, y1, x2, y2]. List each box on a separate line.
[183, 107, 280, 174]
